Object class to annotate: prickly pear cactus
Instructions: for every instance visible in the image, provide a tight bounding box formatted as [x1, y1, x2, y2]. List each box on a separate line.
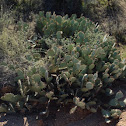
[36, 11, 98, 38]
[1, 12, 126, 124]
[32, 36, 125, 122]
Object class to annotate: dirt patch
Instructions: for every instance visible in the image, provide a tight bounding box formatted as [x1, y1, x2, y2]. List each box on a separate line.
[0, 110, 117, 126]
[0, 81, 125, 126]
[0, 114, 44, 126]
[66, 111, 117, 126]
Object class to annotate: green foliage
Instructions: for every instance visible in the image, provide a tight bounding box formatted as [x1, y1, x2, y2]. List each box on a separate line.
[0, 12, 126, 123]
[0, 11, 31, 58]
[97, 0, 108, 6]
[0, 11, 35, 87]
[36, 11, 99, 38]
[2, 0, 44, 12]
[1, 93, 22, 103]
[82, 0, 126, 44]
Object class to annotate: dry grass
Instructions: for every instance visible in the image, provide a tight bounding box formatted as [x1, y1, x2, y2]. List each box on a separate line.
[0, 10, 35, 87]
[118, 45, 126, 59]
[0, 9, 35, 59]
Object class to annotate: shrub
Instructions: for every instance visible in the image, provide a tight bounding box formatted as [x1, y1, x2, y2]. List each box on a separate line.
[0, 0, 44, 21]
[0, 10, 30, 58]
[0, 11, 34, 87]
[0, 12, 126, 123]
[82, 0, 126, 44]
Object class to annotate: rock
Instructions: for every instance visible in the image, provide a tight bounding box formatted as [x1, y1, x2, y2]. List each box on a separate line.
[116, 111, 126, 126]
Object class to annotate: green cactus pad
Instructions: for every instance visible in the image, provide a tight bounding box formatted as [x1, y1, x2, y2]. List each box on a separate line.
[1, 93, 21, 103]
[86, 82, 94, 90]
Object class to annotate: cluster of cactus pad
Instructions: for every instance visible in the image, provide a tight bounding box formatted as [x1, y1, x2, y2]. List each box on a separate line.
[36, 11, 99, 38]
[0, 12, 126, 123]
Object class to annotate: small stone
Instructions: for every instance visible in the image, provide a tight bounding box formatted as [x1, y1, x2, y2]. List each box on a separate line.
[116, 112, 126, 126]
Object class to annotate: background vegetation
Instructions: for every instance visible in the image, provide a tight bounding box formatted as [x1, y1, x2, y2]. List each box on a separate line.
[1, 0, 126, 44]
